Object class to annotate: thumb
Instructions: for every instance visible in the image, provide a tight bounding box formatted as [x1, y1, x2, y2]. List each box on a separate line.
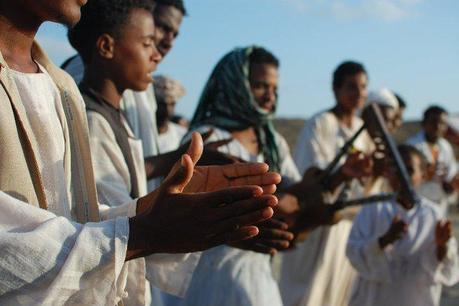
[186, 132, 204, 165]
[162, 154, 194, 194]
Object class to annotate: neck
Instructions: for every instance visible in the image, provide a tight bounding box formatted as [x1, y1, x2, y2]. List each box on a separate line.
[83, 64, 123, 109]
[332, 105, 356, 128]
[0, 4, 42, 72]
[425, 134, 438, 145]
[157, 117, 169, 134]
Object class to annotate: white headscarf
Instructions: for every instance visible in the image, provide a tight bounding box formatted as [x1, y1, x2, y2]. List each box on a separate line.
[153, 75, 186, 103]
[367, 88, 399, 109]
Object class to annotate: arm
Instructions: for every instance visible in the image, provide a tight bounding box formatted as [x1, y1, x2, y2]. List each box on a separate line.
[431, 220, 459, 286]
[346, 208, 400, 282]
[0, 192, 128, 305]
[87, 112, 138, 219]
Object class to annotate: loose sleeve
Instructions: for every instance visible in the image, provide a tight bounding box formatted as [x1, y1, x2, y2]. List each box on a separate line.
[0, 191, 128, 305]
[346, 207, 393, 282]
[87, 112, 138, 220]
[294, 116, 331, 173]
[421, 235, 459, 287]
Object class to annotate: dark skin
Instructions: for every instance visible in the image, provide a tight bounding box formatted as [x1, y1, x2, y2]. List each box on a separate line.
[2, 0, 282, 261]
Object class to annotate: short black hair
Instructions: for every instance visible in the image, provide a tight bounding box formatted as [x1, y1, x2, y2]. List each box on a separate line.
[394, 93, 407, 109]
[423, 105, 448, 122]
[397, 144, 427, 174]
[68, 0, 155, 64]
[156, 0, 187, 16]
[249, 47, 279, 68]
[332, 61, 367, 89]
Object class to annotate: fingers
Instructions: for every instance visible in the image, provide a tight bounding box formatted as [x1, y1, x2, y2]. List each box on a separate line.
[222, 162, 270, 178]
[258, 228, 294, 241]
[228, 172, 282, 188]
[261, 218, 289, 230]
[186, 132, 204, 165]
[214, 195, 278, 221]
[205, 138, 233, 150]
[195, 185, 264, 208]
[257, 239, 291, 251]
[200, 129, 214, 142]
[213, 207, 274, 235]
[262, 184, 277, 194]
[208, 226, 260, 247]
[163, 154, 194, 194]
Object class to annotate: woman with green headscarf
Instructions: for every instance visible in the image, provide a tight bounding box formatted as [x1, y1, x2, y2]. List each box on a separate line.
[164, 47, 301, 306]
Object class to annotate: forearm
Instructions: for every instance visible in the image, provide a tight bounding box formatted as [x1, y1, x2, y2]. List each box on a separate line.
[0, 192, 128, 303]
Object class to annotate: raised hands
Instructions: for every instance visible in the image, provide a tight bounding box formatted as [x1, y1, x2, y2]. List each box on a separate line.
[126, 133, 278, 260]
[229, 218, 294, 254]
[378, 215, 408, 249]
[436, 219, 452, 261]
[171, 132, 281, 194]
[341, 150, 373, 181]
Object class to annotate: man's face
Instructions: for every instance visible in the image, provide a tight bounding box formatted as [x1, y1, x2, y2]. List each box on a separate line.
[386, 154, 424, 191]
[334, 72, 368, 112]
[21, 0, 87, 26]
[381, 105, 397, 134]
[156, 98, 176, 123]
[423, 113, 448, 143]
[153, 4, 183, 59]
[393, 107, 405, 131]
[249, 63, 279, 113]
[110, 8, 161, 92]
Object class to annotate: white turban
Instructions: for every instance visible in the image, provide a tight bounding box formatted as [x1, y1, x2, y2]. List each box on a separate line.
[367, 88, 399, 109]
[153, 75, 186, 103]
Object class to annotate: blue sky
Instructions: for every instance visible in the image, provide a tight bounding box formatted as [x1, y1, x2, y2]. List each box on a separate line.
[36, 0, 459, 120]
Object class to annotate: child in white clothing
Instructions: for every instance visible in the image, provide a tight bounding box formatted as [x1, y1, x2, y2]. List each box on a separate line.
[346, 144, 459, 306]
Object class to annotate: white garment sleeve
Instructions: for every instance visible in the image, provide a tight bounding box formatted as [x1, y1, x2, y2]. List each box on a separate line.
[346, 207, 393, 282]
[421, 235, 459, 287]
[87, 112, 138, 220]
[444, 142, 458, 182]
[0, 191, 128, 305]
[88, 112, 202, 298]
[294, 118, 330, 173]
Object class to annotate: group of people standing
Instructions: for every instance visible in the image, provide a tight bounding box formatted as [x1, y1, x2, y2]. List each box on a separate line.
[0, 0, 459, 306]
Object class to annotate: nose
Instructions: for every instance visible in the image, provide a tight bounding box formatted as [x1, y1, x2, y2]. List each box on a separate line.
[151, 44, 162, 64]
[265, 87, 276, 103]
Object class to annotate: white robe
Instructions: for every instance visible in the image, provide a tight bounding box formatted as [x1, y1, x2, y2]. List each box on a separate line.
[61, 55, 161, 191]
[406, 132, 458, 216]
[164, 125, 301, 306]
[346, 197, 459, 306]
[158, 122, 187, 154]
[280, 111, 371, 306]
[87, 112, 201, 305]
[0, 63, 128, 305]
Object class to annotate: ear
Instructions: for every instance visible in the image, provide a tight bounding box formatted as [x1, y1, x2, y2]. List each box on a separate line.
[95, 34, 115, 59]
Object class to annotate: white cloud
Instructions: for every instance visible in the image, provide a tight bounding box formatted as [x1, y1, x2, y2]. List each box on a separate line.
[280, 0, 424, 22]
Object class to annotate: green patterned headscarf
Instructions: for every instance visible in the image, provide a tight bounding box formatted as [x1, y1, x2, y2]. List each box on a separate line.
[190, 46, 280, 172]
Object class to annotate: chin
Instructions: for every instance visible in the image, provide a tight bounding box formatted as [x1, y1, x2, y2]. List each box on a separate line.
[56, 8, 82, 27]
